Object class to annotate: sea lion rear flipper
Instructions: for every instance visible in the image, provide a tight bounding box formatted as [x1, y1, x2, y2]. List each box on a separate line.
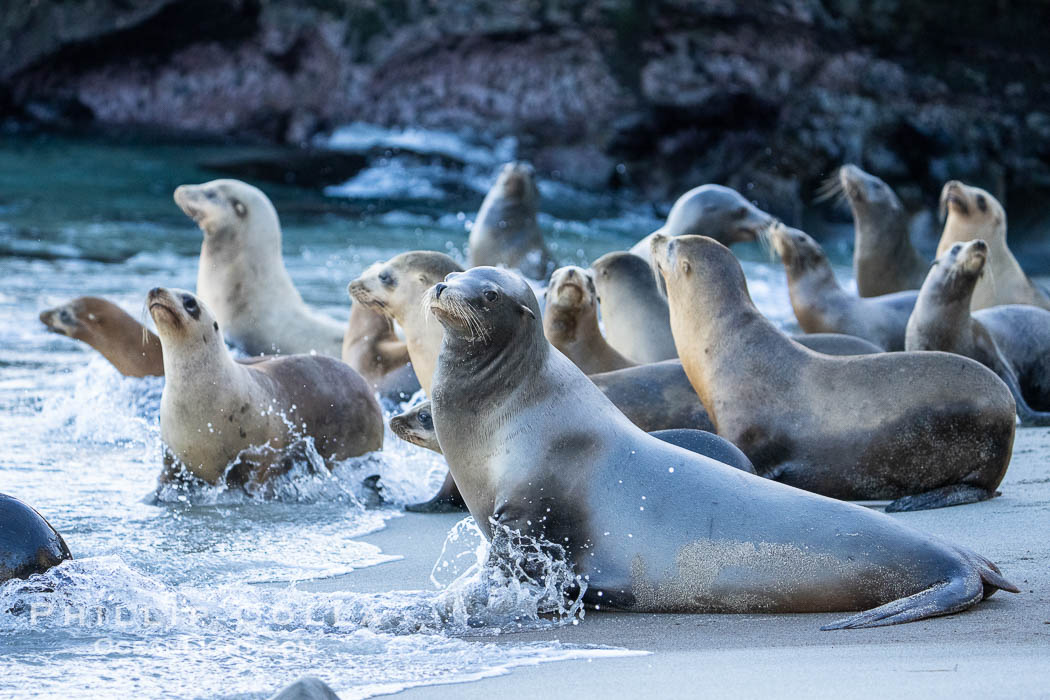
[820, 578, 979, 630]
[885, 485, 995, 512]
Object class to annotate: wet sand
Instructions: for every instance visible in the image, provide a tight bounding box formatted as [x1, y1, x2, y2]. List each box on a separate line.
[300, 426, 1050, 699]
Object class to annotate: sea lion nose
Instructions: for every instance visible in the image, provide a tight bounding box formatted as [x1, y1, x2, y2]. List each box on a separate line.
[435, 283, 447, 298]
[972, 240, 988, 252]
[148, 287, 163, 299]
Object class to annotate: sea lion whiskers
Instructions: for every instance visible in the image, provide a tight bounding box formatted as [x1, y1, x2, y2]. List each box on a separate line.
[814, 173, 847, 206]
[756, 219, 780, 262]
[424, 285, 491, 343]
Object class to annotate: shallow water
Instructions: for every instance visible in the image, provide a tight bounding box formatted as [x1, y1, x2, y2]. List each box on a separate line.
[0, 128, 812, 698]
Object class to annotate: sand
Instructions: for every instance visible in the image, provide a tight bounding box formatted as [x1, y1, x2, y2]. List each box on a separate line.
[298, 426, 1050, 699]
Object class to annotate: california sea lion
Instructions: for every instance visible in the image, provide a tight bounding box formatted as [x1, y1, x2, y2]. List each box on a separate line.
[426, 265, 1017, 627]
[0, 493, 72, 583]
[906, 239, 1050, 426]
[149, 288, 382, 486]
[629, 184, 776, 265]
[544, 265, 634, 375]
[770, 223, 917, 351]
[348, 251, 463, 395]
[174, 179, 345, 356]
[936, 180, 1050, 311]
[39, 296, 163, 377]
[590, 251, 677, 363]
[839, 164, 927, 296]
[341, 301, 420, 401]
[653, 233, 1016, 512]
[468, 161, 552, 279]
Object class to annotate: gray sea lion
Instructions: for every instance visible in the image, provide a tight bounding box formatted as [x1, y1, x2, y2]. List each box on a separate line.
[936, 180, 1050, 311]
[629, 184, 776, 265]
[544, 265, 635, 375]
[468, 161, 552, 279]
[426, 265, 1017, 627]
[770, 223, 917, 351]
[39, 296, 164, 377]
[267, 677, 340, 700]
[906, 239, 1050, 426]
[795, 333, 882, 355]
[653, 233, 1015, 511]
[341, 301, 420, 401]
[174, 179, 345, 356]
[348, 251, 463, 395]
[591, 251, 677, 363]
[149, 288, 382, 487]
[838, 164, 927, 296]
[0, 493, 72, 584]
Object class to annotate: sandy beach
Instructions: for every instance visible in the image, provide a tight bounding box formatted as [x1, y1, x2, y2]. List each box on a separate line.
[295, 426, 1050, 699]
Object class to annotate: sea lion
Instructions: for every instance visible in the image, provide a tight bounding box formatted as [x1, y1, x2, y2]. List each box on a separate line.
[468, 161, 552, 279]
[936, 180, 1050, 311]
[149, 287, 382, 487]
[39, 296, 163, 377]
[795, 333, 882, 355]
[906, 239, 1050, 426]
[590, 251, 677, 363]
[391, 401, 753, 473]
[341, 301, 420, 401]
[0, 493, 72, 584]
[770, 223, 917, 351]
[653, 233, 1015, 511]
[629, 184, 776, 265]
[543, 265, 635, 374]
[426, 265, 1017, 627]
[838, 164, 927, 296]
[347, 251, 463, 395]
[174, 178, 345, 356]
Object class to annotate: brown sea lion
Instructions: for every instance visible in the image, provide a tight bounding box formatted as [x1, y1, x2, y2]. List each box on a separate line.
[543, 265, 635, 375]
[40, 296, 163, 377]
[341, 301, 420, 401]
[468, 161, 552, 279]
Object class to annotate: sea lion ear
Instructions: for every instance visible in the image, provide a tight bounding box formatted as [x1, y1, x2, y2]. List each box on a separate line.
[519, 304, 536, 319]
[681, 260, 692, 275]
[232, 199, 247, 217]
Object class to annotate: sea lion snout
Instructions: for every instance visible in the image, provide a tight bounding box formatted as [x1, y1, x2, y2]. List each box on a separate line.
[434, 283, 447, 298]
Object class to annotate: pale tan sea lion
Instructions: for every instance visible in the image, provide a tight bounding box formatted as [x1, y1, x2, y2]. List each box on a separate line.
[347, 251, 463, 395]
[468, 161, 552, 279]
[174, 178, 345, 356]
[149, 287, 382, 487]
[426, 265, 1017, 627]
[936, 180, 1050, 311]
[590, 251, 677, 363]
[40, 296, 163, 377]
[770, 223, 917, 351]
[653, 233, 1015, 512]
[906, 239, 1050, 426]
[839, 164, 927, 296]
[543, 265, 634, 375]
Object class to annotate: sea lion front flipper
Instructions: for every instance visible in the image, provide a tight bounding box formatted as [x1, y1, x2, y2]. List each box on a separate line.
[405, 471, 467, 513]
[885, 485, 996, 512]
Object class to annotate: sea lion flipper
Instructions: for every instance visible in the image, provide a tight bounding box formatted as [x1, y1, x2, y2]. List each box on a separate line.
[820, 578, 978, 630]
[885, 485, 995, 513]
[405, 471, 467, 513]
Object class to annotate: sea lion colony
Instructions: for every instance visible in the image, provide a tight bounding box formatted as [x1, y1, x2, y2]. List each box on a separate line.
[25, 161, 1049, 630]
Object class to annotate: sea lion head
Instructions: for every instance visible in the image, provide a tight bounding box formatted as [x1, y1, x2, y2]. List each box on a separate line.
[147, 287, 221, 346]
[173, 179, 279, 243]
[389, 401, 439, 452]
[348, 251, 462, 321]
[769, 223, 829, 273]
[492, 161, 539, 205]
[591, 251, 660, 297]
[543, 266, 598, 342]
[662, 184, 776, 245]
[839, 164, 903, 217]
[39, 297, 115, 340]
[650, 233, 750, 307]
[940, 181, 1006, 239]
[927, 239, 988, 302]
[426, 266, 539, 346]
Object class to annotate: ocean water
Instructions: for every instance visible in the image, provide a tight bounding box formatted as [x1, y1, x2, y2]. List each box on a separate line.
[0, 127, 808, 698]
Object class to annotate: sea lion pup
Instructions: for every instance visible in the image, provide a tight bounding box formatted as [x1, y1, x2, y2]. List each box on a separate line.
[174, 178, 345, 357]
[906, 240, 1050, 426]
[468, 161, 552, 279]
[426, 266, 1017, 627]
[341, 302, 420, 401]
[149, 288, 383, 486]
[936, 180, 1050, 311]
[0, 493, 72, 583]
[39, 296, 164, 377]
[591, 252, 677, 362]
[629, 184, 776, 265]
[392, 401, 754, 473]
[653, 233, 1016, 511]
[348, 251, 463, 395]
[543, 265, 635, 375]
[839, 164, 927, 296]
[770, 223, 917, 351]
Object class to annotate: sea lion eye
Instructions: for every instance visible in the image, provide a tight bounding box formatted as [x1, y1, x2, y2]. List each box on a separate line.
[734, 207, 748, 217]
[182, 295, 200, 319]
[417, 411, 432, 429]
[378, 271, 394, 286]
[231, 199, 247, 217]
[976, 195, 987, 212]
[483, 290, 499, 302]
[60, 310, 74, 323]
